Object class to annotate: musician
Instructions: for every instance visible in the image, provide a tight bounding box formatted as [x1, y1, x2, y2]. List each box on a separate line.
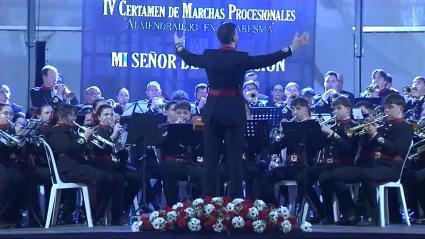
[297, 96, 358, 223]
[0, 104, 27, 228]
[243, 80, 265, 107]
[30, 65, 77, 108]
[261, 97, 318, 205]
[192, 83, 208, 116]
[312, 71, 354, 114]
[90, 104, 141, 224]
[174, 23, 309, 198]
[281, 82, 300, 121]
[326, 94, 413, 226]
[353, 101, 374, 118]
[113, 87, 130, 115]
[47, 104, 111, 225]
[77, 86, 102, 114]
[145, 81, 166, 113]
[301, 87, 316, 106]
[266, 83, 285, 107]
[244, 70, 269, 102]
[158, 101, 203, 205]
[171, 90, 190, 102]
[361, 69, 398, 98]
[0, 85, 22, 114]
[405, 76, 425, 120]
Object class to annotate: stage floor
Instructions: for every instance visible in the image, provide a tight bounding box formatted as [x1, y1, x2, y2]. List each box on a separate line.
[0, 225, 424, 239]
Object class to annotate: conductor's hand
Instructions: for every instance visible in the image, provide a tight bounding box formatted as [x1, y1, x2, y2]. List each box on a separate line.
[290, 32, 309, 51]
[174, 32, 185, 46]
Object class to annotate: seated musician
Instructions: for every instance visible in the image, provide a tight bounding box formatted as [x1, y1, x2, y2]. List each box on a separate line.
[266, 83, 285, 107]
[280, 82, 300, 121]
[47, 104, 111, 225]
[325, 94, 413, 226]
[300, 96, 359, 224]
[158, 101, 203, 205]
[90, 104, 141, 225]
[405, 76, 425, 120]
[261, 97, 319, 205]
[0, 104, 28, 228]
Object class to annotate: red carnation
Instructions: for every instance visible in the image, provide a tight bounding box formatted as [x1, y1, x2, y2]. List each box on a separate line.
[223, 196, 231, 205]
[183, 201, 191, 208]
[180, 211, 187, 219]
[143, 220, 153, 230]
[240, 207, 249, 217]
[289, 215, 297, 225]
[166, 221, 174, 230]
[204, 196, 212, 204]
[278, 215, 284, 223]
[176, 217, 187, 228]
[210, 210, 218, 218]
[203, 221, 213, 231]
[243, 199, 253, 208]
[245, 220, 253, 230]
[199, 214, 208, 222]
[267, 221, 277, 231]
[225, 211, 235, 219]
[223, 219, 232, 229]
[258, 210, 269, 220]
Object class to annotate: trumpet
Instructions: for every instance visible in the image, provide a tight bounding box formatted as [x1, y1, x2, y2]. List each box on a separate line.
[0, 129, 24, 147]
[319, 116, 336, 126]
[72, 122, 114, 149]
[270, 127, 284, 143]
[107, 98, 117, 107]
[153, 97, 168, 113]
[403, 86, 412, 97]
[245, 90, 259, 104]
[346, 114, 388, 137]
[360, 83, 377, 98]
[54, 84, 75, 101]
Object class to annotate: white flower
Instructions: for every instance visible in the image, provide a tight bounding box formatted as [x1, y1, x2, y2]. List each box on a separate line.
[149, 211, 159, 221]
[184, 207, 195, 218]
[280, 220, 292, 233]
[166, 211, 178, 222]
[277, 206, 290, 219]
[231, 216, 245, 229]
[254, 199, 267, 211]
[300, 221, 312, 232]
[188, 218, 201, 232]
[152, 217, 166, 230]
[172, 202, 184, 210]
[232, 198, 244, 204]
[204, 204, 215, 215]
[269, 210, 279, 223]
[212, 222, 224, 233]
[211, 197, 223, 205]
[131, 220, 143, 232]
[226, 203, 236, 212]
[248, 207, 259, 220]
[192, 198, 205, 207]
[252, 220, 266, 234]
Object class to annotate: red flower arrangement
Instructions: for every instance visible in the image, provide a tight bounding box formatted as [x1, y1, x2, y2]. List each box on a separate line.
[131, 197, 312, 234]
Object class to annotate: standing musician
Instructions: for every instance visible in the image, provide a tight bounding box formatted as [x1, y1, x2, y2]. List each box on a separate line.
[298, 96, 359, 224]
[266, 83, 285, 107]
[47, 104, 111, 225]
[261, 97, 319, 205]
[174, 23, 309, 198]
[192, 83, 208, 116]
[325, 93, 413, 226]
[312, 71, 353, 114]
[360, 69, 398, 98]
[0, 104, 28, 228]
[405, 76, 425, 120]
[280, 82, 300, 121]
[89, 104, 141, 224]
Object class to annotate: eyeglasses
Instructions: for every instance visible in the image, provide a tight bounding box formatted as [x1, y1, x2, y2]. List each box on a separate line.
[0, 111, 12, 116]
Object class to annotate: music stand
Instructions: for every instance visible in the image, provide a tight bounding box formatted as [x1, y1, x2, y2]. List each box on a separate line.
[126, 112, 165, 213]
[245, 119, 270, 155]
[280, 120, 322, 165]
[17, 119, 43, 138]
[122, 100, 149, 116]
[250, 107, 282, 129]
[353, 97, 381, 107]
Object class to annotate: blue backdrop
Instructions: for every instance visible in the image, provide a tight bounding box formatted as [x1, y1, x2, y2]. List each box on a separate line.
[82, 0, 316, 101]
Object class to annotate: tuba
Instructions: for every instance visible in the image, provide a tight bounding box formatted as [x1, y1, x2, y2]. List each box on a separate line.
[245, 90, 259, 105]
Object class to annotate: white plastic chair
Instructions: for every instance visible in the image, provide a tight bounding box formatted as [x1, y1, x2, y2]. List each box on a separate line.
[41, 139, 93, 228]
[376, 141, 413, 227]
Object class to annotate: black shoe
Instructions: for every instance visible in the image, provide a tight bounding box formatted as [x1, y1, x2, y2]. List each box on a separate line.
[336, 216, 358, 226]
[357, 217, 376, 227]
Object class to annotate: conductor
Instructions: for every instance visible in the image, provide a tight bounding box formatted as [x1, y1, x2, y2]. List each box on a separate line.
[174, 23, 309, 198]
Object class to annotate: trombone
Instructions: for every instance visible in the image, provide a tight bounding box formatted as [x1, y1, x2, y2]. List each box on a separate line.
[346, 114, 388, 137]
